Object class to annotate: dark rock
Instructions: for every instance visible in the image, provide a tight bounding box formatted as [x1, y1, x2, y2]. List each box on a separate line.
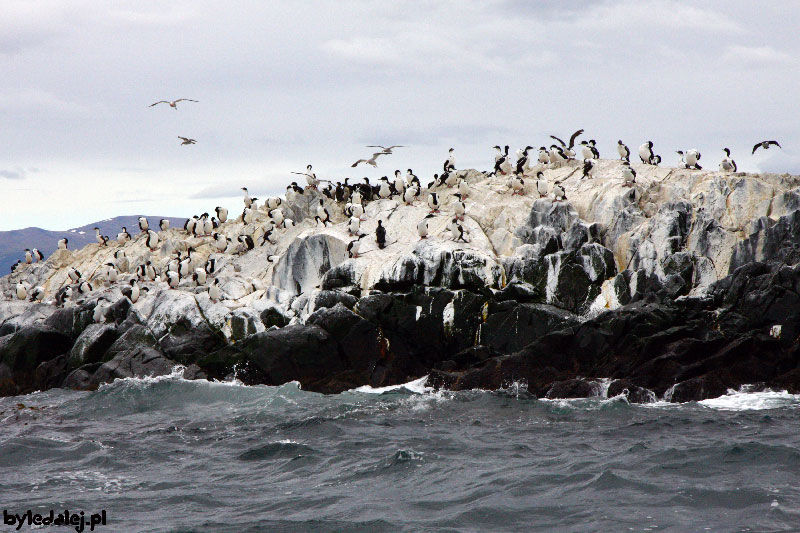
[157, 317, 227, 363]
[103, 325, 159, 361]
[662, 273, 688, 298]
[195, 345, 246, 382]
[444, 290, 489, 353]
[547, 252, 593, 314]
[607, 379, 655, 403]
[230, 309, 261, 341]
[310, 290, 358, 311]
[321, 261, 362, 290]
[667, 374, 729, 403]
[58, 324, 184, 391]
[545, 378, 598, 399]
[0, 304, 56, 337]
[68, 324, 119, 369]
[33, 354, 70, 391]
[182, 364, 208, 380]
[426, 369, 458, 390]
[663, 252, 694, 287]
[62, 365, 100, 390]
[354, 293, 395, 322]
[236, 324, 343, 389]
[479, 303, 579, 353]
[103, 297, 134, 325]
[447, 345, 500, 370]
[83, 346, 178, 389]
[494, 281, 544, 303]
[259, 307, 289, 329]
[563, 221, 603, 251]
[44, 303, 94, 338]
[0, 326, 73, 394]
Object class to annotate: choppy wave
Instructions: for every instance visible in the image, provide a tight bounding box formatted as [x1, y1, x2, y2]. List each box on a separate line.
[699, 388, 800, 411]
[3, 375, 800, 531]
[350, 375, 431, 395]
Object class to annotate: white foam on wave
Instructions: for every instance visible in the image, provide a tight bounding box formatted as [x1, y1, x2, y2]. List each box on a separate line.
[539, 393, 631, 410]
[351, 375, 431, 394]
[97, 365, 254, 391]
[699, 389, 800, 411]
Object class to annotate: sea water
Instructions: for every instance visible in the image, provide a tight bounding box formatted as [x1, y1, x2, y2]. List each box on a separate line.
[2, 369, 799, 532]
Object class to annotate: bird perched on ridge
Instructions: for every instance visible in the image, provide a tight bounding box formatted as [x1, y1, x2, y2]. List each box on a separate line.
[617, 140, 630, 162]
[375, 220, 387, 249]
[622, 162, 637, 187]
[720, 148, 737, 172]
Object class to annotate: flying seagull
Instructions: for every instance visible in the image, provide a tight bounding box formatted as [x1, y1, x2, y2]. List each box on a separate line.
[178, 136, 197, 145]
[752, 140, 781, 154]
[150, 99, 198, 109]
[366, 145, 405, 154]
[352, 151, 390, 168]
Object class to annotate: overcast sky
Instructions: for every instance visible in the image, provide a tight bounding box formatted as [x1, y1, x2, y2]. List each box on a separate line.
[1, 1, 798, 231]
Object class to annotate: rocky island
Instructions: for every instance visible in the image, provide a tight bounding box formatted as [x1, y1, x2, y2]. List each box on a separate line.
[3, 158, 800, 402]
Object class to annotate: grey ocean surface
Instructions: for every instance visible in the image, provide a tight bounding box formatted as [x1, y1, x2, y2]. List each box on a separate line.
[2, 371, 799, 532]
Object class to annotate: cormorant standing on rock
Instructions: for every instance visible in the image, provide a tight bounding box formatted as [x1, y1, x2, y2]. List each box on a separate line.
[315, 199, 331, 226]
[720, 148, 737, 172]
[118, 227, 131, 243]
[418, 214, 434, 239]
[428, 192, 440, 213]
[493, 145, 509, 175]
[347, 234, 366, 258]
[375, 220, 387, 249]
[582, 159, 596, 179]
[536, 172, 548, 198]
[622, 162, 637, 187]
[208, 279, 221, 303]
[444, 148, 455, 173]
[639, 141, 654, 164]
[553, 181, 566, 202]
[617, 140, 630, 162]
[511, 175, 525, 195]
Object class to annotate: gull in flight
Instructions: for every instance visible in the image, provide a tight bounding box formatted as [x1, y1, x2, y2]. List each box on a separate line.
[352, 151, 390, 168]
[178, 136, 197, 145]
[752, 140, 781, 154]
[150, 99, 198, 109]
[366, 145, 405, 154]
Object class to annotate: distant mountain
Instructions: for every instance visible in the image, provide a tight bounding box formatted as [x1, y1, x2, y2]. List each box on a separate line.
[0, 215, 187, 274]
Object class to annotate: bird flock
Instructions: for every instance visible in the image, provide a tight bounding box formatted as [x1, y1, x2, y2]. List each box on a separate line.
[7, 121, 785, 312]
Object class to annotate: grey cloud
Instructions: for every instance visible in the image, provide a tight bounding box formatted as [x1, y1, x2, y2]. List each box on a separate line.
[0, 168, 27, 180]
[756, 151, 800, 175]
[190, 180, 286, 200]
[356, 124, 518, 148]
